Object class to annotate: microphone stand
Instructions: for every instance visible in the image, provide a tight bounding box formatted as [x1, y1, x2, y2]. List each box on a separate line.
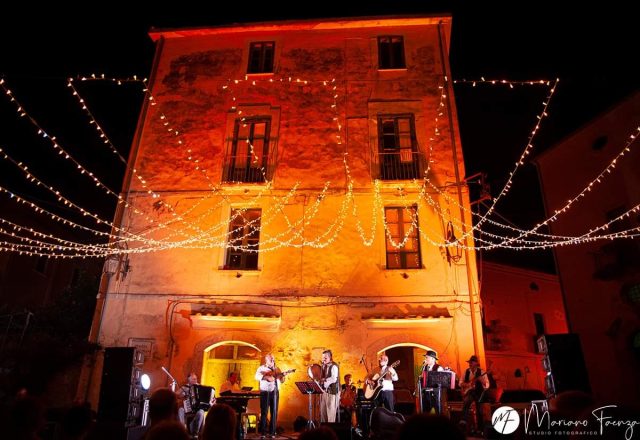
[161, 366, 178, 392]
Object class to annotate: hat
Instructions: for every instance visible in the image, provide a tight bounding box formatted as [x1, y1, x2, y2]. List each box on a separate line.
[423, 350, 438, 360]
[466, 355, 479, 363]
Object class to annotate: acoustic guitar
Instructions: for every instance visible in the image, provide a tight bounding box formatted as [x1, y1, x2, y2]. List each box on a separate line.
[364, 360, 400, 400]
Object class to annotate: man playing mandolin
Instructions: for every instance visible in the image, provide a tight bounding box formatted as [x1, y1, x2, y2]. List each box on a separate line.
[367, 354, 398, 412]
[255, 353, 295, 439]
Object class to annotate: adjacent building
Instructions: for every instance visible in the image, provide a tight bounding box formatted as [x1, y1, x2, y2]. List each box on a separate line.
[480, 262, 568, 392]
[535, 91, 640, 405]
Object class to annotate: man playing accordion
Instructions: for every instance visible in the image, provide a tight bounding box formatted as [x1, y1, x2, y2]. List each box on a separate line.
[178, 372, 215, 438]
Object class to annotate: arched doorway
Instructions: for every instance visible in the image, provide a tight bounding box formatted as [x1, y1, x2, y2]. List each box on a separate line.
[201, 341, 261, 394]
[376, 343, 434, 391]
[376, 343, 435, 417]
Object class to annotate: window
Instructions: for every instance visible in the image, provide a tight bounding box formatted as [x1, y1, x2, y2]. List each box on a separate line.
[533, 313, 545, 335]
[225, 209, 261, 270]
[248, 42, 275, 73]
[384, 206, 421, 269]
[378, 115, 420, 180]
[378, 36, 405, 69]
[224, 117, 272, 183]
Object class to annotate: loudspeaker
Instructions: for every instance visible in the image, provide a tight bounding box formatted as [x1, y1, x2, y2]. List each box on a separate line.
[98, 347, 144, 427]
[537, 334, 590, 396]
[321, 422, 352, 440]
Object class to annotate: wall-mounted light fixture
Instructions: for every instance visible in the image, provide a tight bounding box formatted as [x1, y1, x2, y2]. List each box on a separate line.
[445, 221, 462, 265]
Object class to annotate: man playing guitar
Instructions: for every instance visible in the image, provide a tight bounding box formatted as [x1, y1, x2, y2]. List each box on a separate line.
[459, 355, 489, 435]
[367, 355, 398, 412]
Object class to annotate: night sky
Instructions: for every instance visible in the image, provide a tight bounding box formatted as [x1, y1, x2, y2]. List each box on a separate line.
[1, 3, 637, 272]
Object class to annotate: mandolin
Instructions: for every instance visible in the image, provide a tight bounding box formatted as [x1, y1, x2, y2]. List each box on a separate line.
[263, 368, 296, 382]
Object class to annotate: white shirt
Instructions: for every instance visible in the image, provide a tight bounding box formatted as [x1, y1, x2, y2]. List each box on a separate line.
[255, 365, 280, 392]
[380, 366, 398, 391]
[322, 363, 339, 392]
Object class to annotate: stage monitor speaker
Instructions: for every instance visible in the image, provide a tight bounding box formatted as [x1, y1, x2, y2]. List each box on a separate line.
[321, 422, 352, 440]
[537, 334, 590, 396]
[98, 347, 144, 427]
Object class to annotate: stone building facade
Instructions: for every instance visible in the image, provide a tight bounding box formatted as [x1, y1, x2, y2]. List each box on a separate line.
[85, 16, 485, 423]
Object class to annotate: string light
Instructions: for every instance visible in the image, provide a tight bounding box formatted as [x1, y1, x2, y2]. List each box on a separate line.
[1, 73, 637, 260]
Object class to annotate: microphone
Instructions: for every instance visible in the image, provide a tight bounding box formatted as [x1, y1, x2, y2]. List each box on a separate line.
[161, 366, 178, 390]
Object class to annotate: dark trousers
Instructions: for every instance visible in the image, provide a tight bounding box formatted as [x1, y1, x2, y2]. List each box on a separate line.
[377, 390, 394, 412]
[461, 389, 485, 432]
[260, 390, 278, 435]
[422, 387, 442, 414]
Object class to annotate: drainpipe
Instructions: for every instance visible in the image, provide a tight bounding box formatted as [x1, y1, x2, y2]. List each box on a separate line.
[437, 20, 485, 363]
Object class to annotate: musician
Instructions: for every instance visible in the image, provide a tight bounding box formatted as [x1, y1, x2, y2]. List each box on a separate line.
[220, 371, 241, 394]
[340, 374, 357, 422]
[341, 374, 356, 397]
[421, 350, 444, 414]
[370, 355, 398, 412]
[459, 355, 489, 435]
[255, 353, 282, 439]
[319, 349, 340, 423]
[177, 372, 212, 438]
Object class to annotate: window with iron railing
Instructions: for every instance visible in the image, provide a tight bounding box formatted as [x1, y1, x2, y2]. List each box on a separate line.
[377, 115, 421, 180]
[223, 118, 273, 183]
[384, 206, 422, 269]
[225, 209, 261, 270]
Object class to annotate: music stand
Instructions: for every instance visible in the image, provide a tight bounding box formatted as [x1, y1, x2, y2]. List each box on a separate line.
[295, 381, 323, 430]
[423, 371, 455, 415]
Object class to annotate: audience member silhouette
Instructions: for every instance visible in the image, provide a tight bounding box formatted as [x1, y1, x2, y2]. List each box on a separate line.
[145, 420, 190, 440]
[396, 413, 464, 440]
[8, 393, 45, 439]
[293, 415, 308, 432]
[148, 388, 179, 426]
[201, 403, 237, 440]
[298, 426, 339, 440]
[61, 402, 94, 440]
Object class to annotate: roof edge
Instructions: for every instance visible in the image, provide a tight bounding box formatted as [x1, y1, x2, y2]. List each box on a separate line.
[149, 14, 452, 41]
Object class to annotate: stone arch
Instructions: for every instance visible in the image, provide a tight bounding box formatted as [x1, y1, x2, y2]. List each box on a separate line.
[366, 333, 441, 359]
[198, 338, 263, 391]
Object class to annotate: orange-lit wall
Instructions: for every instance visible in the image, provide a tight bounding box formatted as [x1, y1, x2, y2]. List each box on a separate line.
[481, 262, 567, 392]
[89, 16, 486, 425]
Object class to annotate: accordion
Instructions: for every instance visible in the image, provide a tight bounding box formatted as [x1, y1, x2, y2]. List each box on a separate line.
[188, 384, 215, 412]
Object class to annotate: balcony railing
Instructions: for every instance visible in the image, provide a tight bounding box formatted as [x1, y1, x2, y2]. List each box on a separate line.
[222, 152, 275, 184]
[373, 150, 425, 181]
